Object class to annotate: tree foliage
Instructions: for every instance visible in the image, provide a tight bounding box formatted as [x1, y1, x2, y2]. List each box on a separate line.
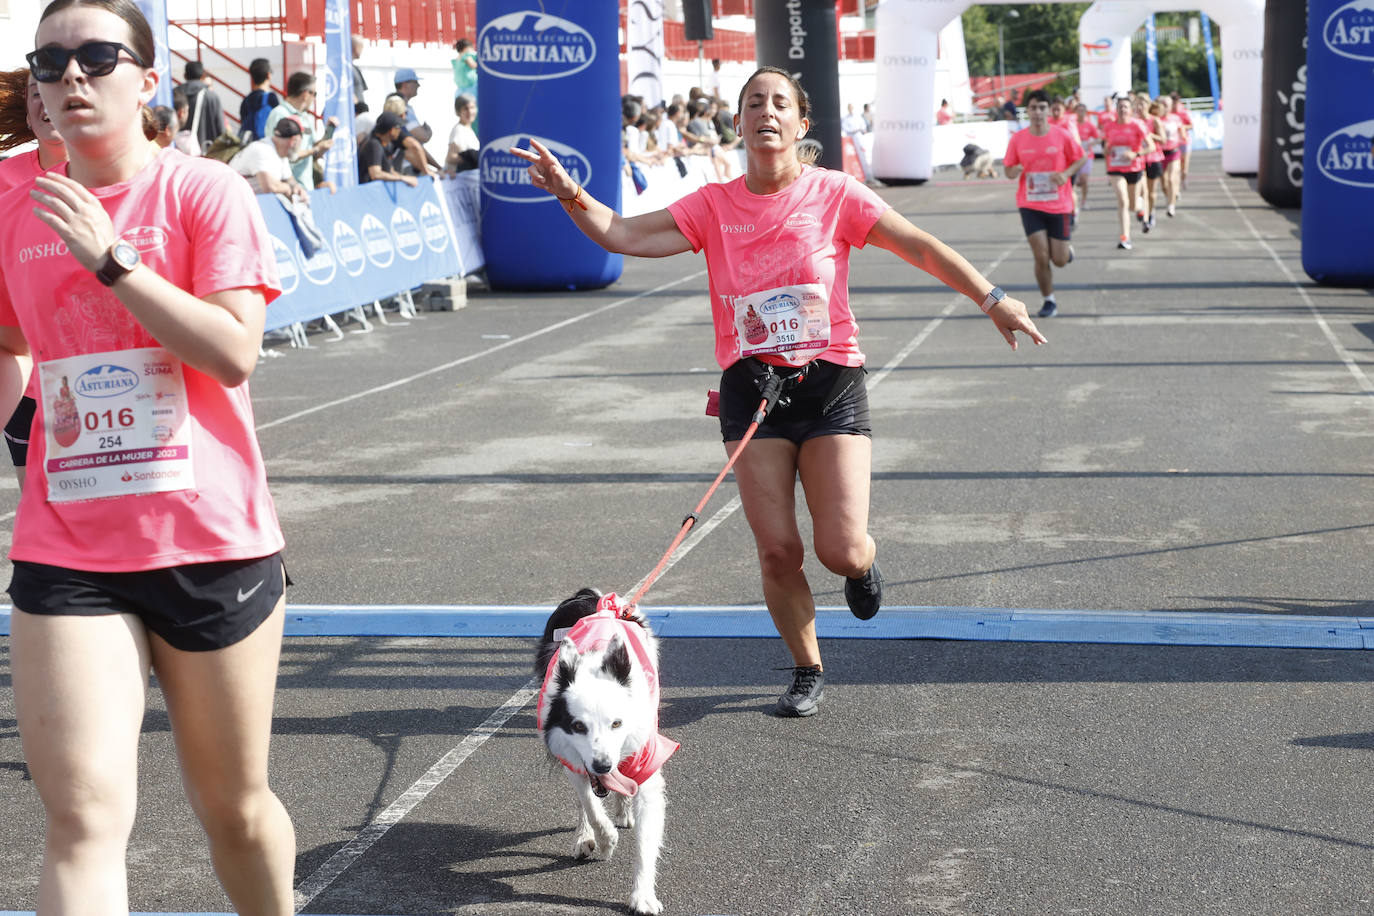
[961, 4, 1223, 102]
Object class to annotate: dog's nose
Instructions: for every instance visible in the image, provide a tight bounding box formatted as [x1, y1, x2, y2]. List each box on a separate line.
[592, 758, 613, 775]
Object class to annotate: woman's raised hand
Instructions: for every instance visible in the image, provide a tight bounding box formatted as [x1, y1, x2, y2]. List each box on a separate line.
[508, 139, 579, 199]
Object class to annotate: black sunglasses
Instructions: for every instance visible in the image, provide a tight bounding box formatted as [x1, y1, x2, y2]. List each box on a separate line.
[26, 41, 147, 84]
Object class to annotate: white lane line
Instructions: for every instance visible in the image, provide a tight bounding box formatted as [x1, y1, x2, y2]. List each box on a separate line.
[256, 271, 707, 432]
[1216, 176, 1374, 397]
[291, 679, 540, 909]
[867, 248, 1016, 393]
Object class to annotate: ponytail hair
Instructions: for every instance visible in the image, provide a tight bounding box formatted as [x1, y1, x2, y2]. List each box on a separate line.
[0, 69, 34, 153]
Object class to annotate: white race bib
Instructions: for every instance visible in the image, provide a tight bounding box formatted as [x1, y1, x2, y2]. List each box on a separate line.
[731, 283, 830, 366]
[39, 347, 194, 503]
[1109, 145, 1133, 168]
[1026, 171, 1058, 202]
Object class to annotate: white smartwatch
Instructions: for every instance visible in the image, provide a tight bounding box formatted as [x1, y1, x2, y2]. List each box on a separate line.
[980, 286, 1006, 314]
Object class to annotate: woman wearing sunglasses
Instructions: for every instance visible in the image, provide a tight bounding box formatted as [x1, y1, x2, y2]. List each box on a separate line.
[0, 69, 68, 492]
[2, 1, 295, 912]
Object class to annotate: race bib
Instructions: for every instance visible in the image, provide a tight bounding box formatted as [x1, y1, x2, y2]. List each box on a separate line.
[39, 347, 194, 503]
[1026, 171, 1058, 202]
[731, 283, 830, 366]
[1110, 145, 1133, 168]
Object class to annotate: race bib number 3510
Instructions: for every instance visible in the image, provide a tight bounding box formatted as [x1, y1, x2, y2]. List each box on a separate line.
[731, 283, 830, 365]
[39, 347, 195, 503]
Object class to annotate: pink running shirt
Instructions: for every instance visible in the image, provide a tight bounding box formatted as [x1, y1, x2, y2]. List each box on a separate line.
[0, 150, 62, 400]
[1003, 125, 1084, 214]
[1102, 119, 1149, 173]
[0, 148, 285, 571]
[667, 167, 890, 370]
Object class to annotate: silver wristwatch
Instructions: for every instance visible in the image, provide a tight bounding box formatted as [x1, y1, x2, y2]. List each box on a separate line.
[980, 286, 1006, 313]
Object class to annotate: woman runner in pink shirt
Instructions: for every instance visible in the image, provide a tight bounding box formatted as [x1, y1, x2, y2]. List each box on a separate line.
[1103, 96, 1153, 250]
[0, 1, 295, 910]
[514, 67, 1045, 717]
[0, 70, 68, 491]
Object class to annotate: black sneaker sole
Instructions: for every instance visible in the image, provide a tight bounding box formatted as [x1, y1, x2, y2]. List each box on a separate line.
[775, 691, 824, 717]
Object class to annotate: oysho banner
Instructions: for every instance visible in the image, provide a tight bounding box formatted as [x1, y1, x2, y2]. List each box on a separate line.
[257, 178, 465, 331]
[1301, 0, 1374, 285]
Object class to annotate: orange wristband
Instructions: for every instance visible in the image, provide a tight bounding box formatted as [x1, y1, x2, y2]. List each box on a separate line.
[558, 184, 588, 214]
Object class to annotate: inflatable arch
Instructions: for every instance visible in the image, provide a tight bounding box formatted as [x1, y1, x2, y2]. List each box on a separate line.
[872, 0, 1265, 182]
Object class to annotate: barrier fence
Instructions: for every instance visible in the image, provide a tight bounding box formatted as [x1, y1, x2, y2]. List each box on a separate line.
[257, 172, 482, 336]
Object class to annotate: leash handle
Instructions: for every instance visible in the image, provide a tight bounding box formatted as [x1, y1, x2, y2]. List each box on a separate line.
[626, 390, 774, 610]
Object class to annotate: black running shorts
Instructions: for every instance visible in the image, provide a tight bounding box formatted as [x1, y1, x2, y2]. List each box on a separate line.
[4, 395, 36, 467]
[1018, 207, 1072, 241]
[1145, 161, 1164, 180]
[9, 553, 288, 652]
[1108, 169, 1143, 185]
[718, 358, 871, 445]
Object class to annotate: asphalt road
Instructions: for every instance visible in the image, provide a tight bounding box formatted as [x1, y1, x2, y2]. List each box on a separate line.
[2, 150, 1373, 915]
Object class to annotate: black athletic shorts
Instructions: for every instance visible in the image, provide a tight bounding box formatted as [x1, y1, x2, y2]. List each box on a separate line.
[4, 395, 36, 467]
[1145, 161, 1164, 180]
[718, 358, 870, 445]
[1018, 207, 1072, 241]
[8, 553, 288, 652]
[1108, 169, 1143, 185]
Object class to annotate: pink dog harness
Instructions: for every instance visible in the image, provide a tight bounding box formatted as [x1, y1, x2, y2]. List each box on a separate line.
[537, 593, 679, 796]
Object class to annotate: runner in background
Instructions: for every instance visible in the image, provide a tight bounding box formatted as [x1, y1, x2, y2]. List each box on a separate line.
[1073, 102, 1101, 218]
[1135, 95, 1167, 234]
[1102, 95, 1153, 251]
[1004, 89, 1087, 318]
[512, 66, 1045, 717]
[1170, 92, 1194, 192]
[3, 1, 296, 910]
[1156, 95, 1184, 218]
[0, 70, 68, 489]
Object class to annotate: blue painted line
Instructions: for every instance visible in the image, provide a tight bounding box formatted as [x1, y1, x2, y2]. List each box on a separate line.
[1, 604, 1370, 650]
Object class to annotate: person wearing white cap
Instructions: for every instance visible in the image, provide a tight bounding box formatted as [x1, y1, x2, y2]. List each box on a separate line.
[392, 67, 432, 145]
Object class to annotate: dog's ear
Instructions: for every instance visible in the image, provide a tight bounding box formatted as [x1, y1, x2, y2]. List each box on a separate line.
[600, 635, 633, 687]
[554, 637, 580, 690]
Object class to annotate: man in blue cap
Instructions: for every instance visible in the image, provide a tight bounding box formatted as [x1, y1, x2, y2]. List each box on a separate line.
[391, 67, 433, 146]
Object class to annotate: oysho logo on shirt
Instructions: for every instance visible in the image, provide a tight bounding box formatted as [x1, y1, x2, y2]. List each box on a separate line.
[17, 240, 68, 264]
[720, 223, 755, 233]
[784, 213, 819, 229]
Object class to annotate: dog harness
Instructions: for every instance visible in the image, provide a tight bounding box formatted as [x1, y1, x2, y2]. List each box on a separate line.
[537, 593, 679, 797]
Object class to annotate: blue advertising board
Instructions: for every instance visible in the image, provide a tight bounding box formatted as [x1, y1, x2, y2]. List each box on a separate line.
[1302, 0, 1374, 285]
[476, 2, 623, 290]
[257, 178, 466, 331]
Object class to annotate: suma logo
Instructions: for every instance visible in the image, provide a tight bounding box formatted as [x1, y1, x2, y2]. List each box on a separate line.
[74, 363, 138, 399]
[1315, 119, 1374, 188]
[478, 12, 596, 81]
[483, 135, 592, 204]
[1325, 1, 1374, 60]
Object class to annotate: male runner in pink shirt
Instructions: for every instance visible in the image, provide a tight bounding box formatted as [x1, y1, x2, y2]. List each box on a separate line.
[1003, 89, 1087, 317]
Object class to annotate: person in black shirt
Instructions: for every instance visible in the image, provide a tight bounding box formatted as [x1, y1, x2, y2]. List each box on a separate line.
[357, 112, 416, 186]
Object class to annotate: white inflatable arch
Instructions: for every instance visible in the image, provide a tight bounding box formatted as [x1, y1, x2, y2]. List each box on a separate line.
[872, 0, 1264, 181]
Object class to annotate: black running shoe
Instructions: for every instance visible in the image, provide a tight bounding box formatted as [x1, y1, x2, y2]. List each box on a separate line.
[844, 560, 883, 620]
[1038, 300, 1058, 318]
[776, 665, 825, 717]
